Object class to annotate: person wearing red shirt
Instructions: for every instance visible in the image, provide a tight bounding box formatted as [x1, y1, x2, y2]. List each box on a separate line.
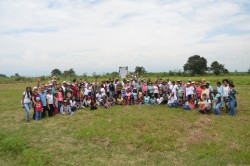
[35, 97, 43, 121]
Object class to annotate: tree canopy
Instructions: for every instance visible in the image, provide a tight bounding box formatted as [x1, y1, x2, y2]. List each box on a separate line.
[183, 55, 208, 75]
[51, 68, 62, 76]
[210, 61, 228, 75]
[63, 68, 76, 77]
[135, 66, 147, 76]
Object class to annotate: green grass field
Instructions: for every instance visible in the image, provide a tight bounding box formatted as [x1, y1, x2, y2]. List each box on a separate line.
[0, 76, 250, 165]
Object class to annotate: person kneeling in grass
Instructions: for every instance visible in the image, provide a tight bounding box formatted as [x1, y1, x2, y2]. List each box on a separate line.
[168, 92, 177, 107]
[60, 100, 74, 116]
[150, 95, 157, 105]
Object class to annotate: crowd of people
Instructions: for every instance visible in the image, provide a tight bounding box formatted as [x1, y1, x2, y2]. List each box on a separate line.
[21, 76, 238, 122]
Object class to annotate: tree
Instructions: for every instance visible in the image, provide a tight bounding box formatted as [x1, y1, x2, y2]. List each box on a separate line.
[210, 61, 228, 75]
[63, 68, 76, 77]
[135, 66, 147, 76]
[14, 73, 20, 77]
[51, 68, 62, 76]
[248, 68, 250, 74]
[183, 55, 208, 75]
[82, 72, 88, 78]
[0, 74, 7, 78]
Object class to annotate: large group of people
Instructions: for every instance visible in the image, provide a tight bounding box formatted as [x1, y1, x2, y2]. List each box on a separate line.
[21, 76, 238, 122]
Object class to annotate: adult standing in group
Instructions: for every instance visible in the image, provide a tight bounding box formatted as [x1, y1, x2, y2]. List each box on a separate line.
[228, 83, 237, 116]
[46, 89, 54, 117]
[186, 82, 194, 102]
[39, 87, 48, 118]
[201, 84, 210, 99]
[222, 79, 230, 112]
[31, 87, 39, 120]
[22, 87, 32, 122]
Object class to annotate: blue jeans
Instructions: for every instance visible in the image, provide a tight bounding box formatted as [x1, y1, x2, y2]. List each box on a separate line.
[23, 103, 31, 122]
[214, 101, 223, 115]
[229, 98, 237, 116]
[182, 105, 190, 110]
[36, 111, 42, 121]
[168, 103, 176, 107]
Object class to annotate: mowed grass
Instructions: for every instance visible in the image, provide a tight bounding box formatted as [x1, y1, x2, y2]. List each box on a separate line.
[0, 76, 250, 166]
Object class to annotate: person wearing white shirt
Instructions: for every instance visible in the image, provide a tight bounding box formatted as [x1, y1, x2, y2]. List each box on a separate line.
[153, 84, 159, 98]
[96, 91, 103, 105]
[46, 89, 54, 117]
[186, 83, 194, 101]
[222, 79, 230, 112]
[168, 92, 177, 107]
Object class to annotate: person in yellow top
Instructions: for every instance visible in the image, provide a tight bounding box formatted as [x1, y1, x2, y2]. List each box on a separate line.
[116, 94, 124, 105]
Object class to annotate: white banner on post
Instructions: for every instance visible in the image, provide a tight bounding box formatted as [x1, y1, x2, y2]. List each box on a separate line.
[119, 66, 128, 78]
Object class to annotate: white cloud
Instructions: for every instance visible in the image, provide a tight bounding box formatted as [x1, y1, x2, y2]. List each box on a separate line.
[0, 0, 250, 76]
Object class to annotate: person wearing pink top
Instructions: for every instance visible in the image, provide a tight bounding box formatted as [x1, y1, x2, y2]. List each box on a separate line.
[57, 87, 64, 110]
[196, 84, 203, 99]
[142, 83, 148, 95]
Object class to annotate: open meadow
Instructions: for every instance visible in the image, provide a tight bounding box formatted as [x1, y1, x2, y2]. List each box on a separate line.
[0, 76, 250, 165]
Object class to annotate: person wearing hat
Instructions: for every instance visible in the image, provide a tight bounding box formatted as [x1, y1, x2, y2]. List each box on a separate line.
[60, 100, 73, 116]
[201, 84, 209, 100]
[228, 83, 237, 116]
[34, 97, 43, 121]
[212, 89, 223, 115]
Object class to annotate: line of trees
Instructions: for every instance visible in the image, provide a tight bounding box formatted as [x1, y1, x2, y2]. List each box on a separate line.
[1, 55, 249, 78]
[183, 55, 229, 76]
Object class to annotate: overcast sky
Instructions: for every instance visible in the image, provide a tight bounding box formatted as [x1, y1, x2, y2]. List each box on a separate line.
[0, 0, 250, 76]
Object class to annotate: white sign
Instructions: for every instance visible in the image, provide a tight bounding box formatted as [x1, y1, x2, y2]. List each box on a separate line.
[119, 66, 128, 78]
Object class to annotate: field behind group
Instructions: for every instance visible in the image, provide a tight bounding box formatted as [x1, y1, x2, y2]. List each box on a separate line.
[1, 74, 250, 85]
[0, 75, 250, 165]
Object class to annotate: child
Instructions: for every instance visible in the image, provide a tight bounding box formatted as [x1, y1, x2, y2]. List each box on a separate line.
[108, 96, 116, 106]
[70, 96, 78, 112]
[116, 94, 124, 105]
[90, 98, 98, 110]
[125, 89, 132, 105]
[176, 97, 184, 107]
[150, 95, 157, 105]
[86, 96, 92, 107]
[144, 93, 150, 105]
[132, 88, 138, 104]
[57, 87, 64, 110]
[35, 97, 43, 121]
[182, 99, 191, 110]
[156, 94, 164, 105]
[101, 96, 111, 109]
